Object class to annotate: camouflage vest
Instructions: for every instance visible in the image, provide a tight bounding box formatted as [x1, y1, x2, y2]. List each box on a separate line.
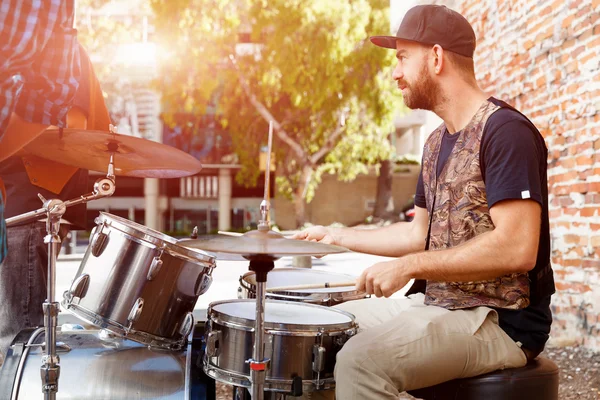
[421, 100, 530, 310]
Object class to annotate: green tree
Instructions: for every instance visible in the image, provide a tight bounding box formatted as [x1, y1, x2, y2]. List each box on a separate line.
[152, 0, 403, 227]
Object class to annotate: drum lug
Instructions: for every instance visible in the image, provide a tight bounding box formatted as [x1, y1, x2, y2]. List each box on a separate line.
[312, 344, 326, 373]
[90, 223, 109, 257]
[127, 298, 144, 323]
[67, 273, 90, 301]
[147, 252, 164, 281]
[37, 341, 71, 353]
[206, 330, 221, 357]
[263, 333, 273, 362]
[179, 312, 194, 338]
[195, 273, 213, 296]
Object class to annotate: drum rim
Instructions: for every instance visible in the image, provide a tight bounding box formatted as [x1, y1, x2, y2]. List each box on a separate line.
[239, 268, 366, 300]
[203, 360, 336, 392]
[61, 301, 187, 351]
[208, 299, 357, 333]
[97, 212, 216, 265]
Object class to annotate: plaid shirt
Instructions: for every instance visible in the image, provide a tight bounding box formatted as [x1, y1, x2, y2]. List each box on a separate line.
[0, 0, 80, 263]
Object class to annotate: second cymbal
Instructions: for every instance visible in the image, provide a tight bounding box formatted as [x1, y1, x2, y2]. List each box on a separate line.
[24, 128, 203, 178]
[179, 229, 348, 259]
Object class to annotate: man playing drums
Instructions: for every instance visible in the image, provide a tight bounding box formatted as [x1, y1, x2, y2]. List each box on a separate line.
[295, 5, 555, 399]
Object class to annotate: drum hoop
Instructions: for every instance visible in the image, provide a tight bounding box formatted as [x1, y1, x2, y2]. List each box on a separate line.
[203, 358, 336, 392]
[61, 302, 186, 351]
[98, 212, 215, 265]
[208, 299, 357, 333]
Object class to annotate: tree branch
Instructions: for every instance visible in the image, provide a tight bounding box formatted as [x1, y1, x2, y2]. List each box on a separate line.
[229, 55, 306, 162]
[310, 121, 346, 163]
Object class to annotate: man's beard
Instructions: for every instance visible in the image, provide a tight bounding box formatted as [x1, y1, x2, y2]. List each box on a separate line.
[400, 64, 440, 111]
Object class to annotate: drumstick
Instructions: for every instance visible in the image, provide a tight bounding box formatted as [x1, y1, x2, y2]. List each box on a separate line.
[218, 231, 243, 236]
[266, 281, 357, 292]
[217, 230, 293, 238]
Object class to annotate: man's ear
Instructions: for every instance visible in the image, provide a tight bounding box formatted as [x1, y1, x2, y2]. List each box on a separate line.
[431, 44, 445, 75]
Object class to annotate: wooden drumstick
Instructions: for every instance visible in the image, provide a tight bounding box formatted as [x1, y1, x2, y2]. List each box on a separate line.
[218, 230, 243, 236]
[266, 281, 357, 292]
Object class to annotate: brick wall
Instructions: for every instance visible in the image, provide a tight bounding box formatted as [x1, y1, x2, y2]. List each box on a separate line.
[447, 0, 600, 350]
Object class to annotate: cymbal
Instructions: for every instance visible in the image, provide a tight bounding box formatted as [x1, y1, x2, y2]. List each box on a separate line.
[179, 230, 348, 259]
[23, 128, 202, 178]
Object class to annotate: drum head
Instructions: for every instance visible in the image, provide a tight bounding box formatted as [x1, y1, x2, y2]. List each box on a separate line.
[212, 300, 353, 326]
[243, 268, 356, 293]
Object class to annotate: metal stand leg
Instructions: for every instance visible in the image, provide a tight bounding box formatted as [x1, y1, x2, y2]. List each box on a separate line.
[247, 260, 275, 400]
[40, 201, 64, 399]
[4, 173, 116, 399]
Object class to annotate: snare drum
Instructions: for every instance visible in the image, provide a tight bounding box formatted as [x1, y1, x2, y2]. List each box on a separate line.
[62, 212, 216, 350]
[203, 299, 358, 394]
[238, 268, 367, 306]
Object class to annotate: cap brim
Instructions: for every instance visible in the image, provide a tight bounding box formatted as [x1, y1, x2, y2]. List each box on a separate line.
[369, 36, 398, 49]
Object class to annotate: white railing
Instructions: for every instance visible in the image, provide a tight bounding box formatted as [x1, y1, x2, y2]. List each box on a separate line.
[180, 175, 219, 198]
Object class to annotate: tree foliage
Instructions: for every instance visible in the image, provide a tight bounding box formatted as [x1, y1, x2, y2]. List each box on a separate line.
[151, 0, 403, 226]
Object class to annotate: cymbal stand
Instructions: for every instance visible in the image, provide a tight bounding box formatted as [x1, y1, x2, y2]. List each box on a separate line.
[247, 121, 274, 399]
[247, 257, 275, 399]
[5, 155, 116, 400]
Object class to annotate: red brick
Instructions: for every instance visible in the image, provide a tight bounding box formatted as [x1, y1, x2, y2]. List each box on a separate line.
[556, 282, 592, 293]
[581, 207, 600, 217]
[589, 182, 600, 193]
[564, 234, 581, 244]
[582, 259, 600, 269]
[591, 236, 600, 247]
[563, 259, 582, 267]
[576, 155, 594, 166]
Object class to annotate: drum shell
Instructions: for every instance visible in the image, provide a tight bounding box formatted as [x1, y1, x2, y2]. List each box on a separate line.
[3, 328, 189, 400]
[203, 300, 357, 392]
[62, 213, 215, 349]
[238, 268, 368, 306]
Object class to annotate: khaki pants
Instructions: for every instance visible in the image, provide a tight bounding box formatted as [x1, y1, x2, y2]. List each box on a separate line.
[308, 293, 527, 400]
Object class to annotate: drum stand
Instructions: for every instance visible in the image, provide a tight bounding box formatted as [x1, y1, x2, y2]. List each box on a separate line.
[245, 193, 276, 399]
[6, 156, 117, 400]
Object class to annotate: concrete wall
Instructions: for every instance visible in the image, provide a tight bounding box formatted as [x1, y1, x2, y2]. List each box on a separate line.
[274, 165, 420, 230]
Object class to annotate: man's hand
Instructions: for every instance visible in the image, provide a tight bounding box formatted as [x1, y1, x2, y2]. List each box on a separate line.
[291, 225, 337, 245]
[357, 258, 412, 298]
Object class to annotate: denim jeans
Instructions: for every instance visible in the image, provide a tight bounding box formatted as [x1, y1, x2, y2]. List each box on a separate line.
[0, 222, 69, 357]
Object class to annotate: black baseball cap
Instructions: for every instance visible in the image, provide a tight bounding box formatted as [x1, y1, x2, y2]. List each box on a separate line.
[370, 5, 476, 58]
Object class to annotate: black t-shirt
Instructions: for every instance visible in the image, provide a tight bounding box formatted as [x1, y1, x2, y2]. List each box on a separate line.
[414, 98, 553, 353]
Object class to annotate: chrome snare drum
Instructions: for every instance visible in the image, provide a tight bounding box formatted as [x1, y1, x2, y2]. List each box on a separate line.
[203, 299, 358, 394]
[239, 268, 367, 306]
[62, 212, 216, 350]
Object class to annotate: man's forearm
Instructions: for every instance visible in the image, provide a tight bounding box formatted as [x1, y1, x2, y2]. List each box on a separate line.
[331, 221, 426, 257]
[404, 230, 536, 282]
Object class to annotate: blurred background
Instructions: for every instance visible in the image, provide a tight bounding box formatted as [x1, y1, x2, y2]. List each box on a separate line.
[68, 0, 600, 364]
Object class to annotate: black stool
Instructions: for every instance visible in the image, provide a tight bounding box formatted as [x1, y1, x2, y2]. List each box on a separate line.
[407, 356, 559, 400]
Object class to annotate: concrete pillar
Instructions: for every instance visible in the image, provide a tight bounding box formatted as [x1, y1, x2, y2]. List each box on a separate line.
[144, 178, 159, 230]
[218, 168, 232, 231]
